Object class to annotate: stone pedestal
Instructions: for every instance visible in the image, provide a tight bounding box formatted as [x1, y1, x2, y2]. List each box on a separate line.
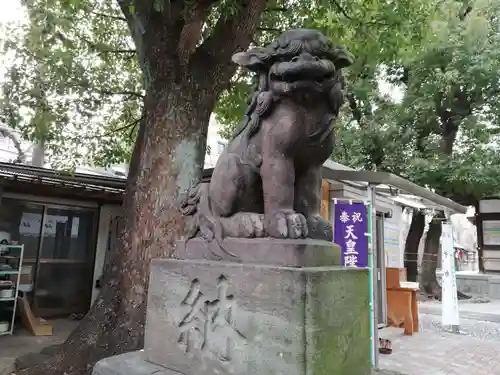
[93, 239, 371, 375]
[174, 237, 342, 267]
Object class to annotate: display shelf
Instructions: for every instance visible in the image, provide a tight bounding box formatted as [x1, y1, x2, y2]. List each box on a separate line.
[0, 269, 19, 275]
[0, 244, 24, 336]
[19, 284, 33, 292]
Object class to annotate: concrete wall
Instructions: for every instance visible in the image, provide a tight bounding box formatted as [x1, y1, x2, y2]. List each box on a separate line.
[437, 271, 500, 299]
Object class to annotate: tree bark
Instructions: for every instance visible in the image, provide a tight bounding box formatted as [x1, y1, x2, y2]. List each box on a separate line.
[16, 1, 267, 374]
[420, 212, 443, 295]
[17, 81, 214, 375]
[404, 209, 425, 282]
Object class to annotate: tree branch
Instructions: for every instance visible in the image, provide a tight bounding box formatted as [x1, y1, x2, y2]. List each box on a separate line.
[347, 93, 363, 124]
[194, 0, 268, 92]
[106, 49, 137, 54]
[52, 31, 136, 56]
[177, 0, 219, 66]
[90, 11, 127, 22]
[0, 125, 26, 163]
[103, 117, 143, 138]
[98, 90, 145, 98]
[116, 0, 149, 35]
[459, 5, 473, 21]
[401, 67, 410, 85]
[264, 7, 287, 12]
[257, 27, 282, 32]
[77, 78, 144, 98]
[332, 0, 353, 20]
[116, 0, 151, 75]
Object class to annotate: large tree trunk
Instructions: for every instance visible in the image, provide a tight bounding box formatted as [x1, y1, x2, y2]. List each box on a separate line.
[419, 212, 471, 300]
[420, 212, 443, 295]
[17, 83, 212, 375]
[404, 209, 425, 282]
[16, 1, 267, 374]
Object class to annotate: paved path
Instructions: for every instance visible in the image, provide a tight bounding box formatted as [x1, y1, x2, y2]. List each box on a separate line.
[419, 297, 500, 323]
[379, 328, 500, 375]
[420, 311, 500, 341]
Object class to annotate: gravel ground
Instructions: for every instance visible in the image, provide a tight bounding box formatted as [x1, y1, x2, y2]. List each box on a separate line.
[419, 312, 500, 342]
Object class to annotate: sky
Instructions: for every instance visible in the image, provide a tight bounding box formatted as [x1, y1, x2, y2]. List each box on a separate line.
[0, 0, 23, 25]
[0, 0, 24, 81]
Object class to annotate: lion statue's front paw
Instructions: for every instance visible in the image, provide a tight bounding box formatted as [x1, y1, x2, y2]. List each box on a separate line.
[265, 210, 308, 239]
[307, 215, 333, 241]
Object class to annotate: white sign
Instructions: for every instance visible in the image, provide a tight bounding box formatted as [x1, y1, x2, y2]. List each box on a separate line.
[479, 199, 500, 213]
[441, 222, 460, 327]
[19, 212, 80, 237]
[482, 220, 500, 246]
[384, 225, 403, 268]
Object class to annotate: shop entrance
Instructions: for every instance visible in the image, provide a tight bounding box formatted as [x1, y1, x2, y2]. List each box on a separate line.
[0, 198, 98, 318]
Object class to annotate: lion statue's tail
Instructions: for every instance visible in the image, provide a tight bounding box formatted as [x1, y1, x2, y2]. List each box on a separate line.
[180, 184, 203, 239]
[180, 183, 238, 258]
[179, 183, 224, 242]
[180, 184, 201, 217]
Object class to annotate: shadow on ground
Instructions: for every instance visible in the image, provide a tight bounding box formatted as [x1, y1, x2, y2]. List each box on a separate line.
[0, 319, 78, 375]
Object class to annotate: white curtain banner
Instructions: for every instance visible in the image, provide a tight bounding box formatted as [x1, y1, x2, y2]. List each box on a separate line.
[441, 222, 460, 327]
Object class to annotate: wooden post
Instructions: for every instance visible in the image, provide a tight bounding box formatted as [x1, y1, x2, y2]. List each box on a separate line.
[320, 180, 329, 221]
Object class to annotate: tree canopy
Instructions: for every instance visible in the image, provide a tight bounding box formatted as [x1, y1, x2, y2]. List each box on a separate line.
[4, 0, 500, 205]
[0, 0, 434, 165]
[0, 0, 142, 168]
[394, 0, 500, 204]
[336, 0, 500, 205]
[218, 0, 500, 204]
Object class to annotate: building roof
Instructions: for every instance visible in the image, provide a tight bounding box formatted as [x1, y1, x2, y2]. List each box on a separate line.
[0, 162, 210, 203]
[0, 162, 126, 202]
[0, 162, 125, 190]
[321, 167, 467, 214]
[0, 161, 467, 213]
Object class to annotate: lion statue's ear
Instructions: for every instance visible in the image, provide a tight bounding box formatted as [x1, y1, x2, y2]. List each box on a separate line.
[232, 47, 273, 71]
[329, 46, 355, 70]
[231, 52, 253, 66]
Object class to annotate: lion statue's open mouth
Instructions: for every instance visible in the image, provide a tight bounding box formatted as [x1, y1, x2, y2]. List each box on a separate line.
[270, 56, 336, 81]
[268, 54, 337, 94]
[232, 29, 353, 96]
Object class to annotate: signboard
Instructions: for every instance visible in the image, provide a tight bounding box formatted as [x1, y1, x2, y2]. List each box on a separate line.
[19, 212, 80, 237]
[441, 222, 460, 327]
[334, 201, 368, 267]
[479, 199, 500, 213]
[482, 220, 500, 246]
[384, 225, 402, 268]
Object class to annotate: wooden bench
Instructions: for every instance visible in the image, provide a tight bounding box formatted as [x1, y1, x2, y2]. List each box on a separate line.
[386, 268, 419, 335]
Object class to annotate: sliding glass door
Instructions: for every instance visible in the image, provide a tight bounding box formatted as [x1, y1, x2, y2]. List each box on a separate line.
[0, 198, 98, 317]
[32, 206, 98, 317]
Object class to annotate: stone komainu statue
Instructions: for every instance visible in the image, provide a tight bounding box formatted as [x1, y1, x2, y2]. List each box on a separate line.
[181, 29, 353, 243]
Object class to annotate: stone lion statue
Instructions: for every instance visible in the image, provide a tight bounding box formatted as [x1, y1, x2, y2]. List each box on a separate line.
[181, 29, 353, 244]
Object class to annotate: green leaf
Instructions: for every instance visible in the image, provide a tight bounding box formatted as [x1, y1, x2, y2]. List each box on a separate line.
[152, 0, 164, 13]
